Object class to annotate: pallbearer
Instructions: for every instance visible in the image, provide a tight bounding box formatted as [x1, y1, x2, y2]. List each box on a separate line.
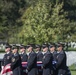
[35, 44, 43, 61]
[26, 44, 37, 75]
[2, 44, 12, 69]
[56, 43, 67, 75]
[42, 44, 53, 75]
[49, 43, 57, 75]
[35, 44, 43, 75]
[11, 45, 22, 75]
[19, 45, 28, 62]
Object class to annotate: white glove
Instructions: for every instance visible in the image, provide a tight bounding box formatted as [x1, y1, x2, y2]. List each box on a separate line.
[1, 66, 4, 69]
[26, 69, 28, 73]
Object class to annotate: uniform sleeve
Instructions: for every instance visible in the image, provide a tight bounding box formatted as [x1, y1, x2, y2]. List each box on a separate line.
[11, 55, 20, 70]
[27, 53, 37, 70]
[42, 54, 52, 68]
[37, 53, 43, 61]
[56, 54, 65, 68]
[23, 54, 28, 62]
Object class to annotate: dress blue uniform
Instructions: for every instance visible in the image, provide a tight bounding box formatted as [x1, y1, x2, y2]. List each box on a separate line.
[36, 51, 43, 75]
[2, 52, 12, 66]
[2, 44, 12, 66]
[19, 45, 28, 75]
[42, 51, 53, 75]
[35, 44, 43, 75]
[26, 50, 37, 75]
[11, 53, 22, 75]
[42, 44, 53, 75]
[11, 46, 22, 75]
[35, 44, 43, 61]
[20, 53, 28, 62]
[19, 45, 28, 62]
[36, 51, 43, 61]
[56, 43, 67, 75]
[49, 44, 58, 75]
[51, 51, 58, 75]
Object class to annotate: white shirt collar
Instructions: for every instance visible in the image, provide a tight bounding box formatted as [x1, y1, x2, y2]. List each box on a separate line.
[6, 51, 10, 54]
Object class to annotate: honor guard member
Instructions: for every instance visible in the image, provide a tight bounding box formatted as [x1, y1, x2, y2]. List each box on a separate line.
[11, 45, 22, 75]
[56, 43, 67, 75]
[20, 45, 28, 62]
[35, 44, 43, 61]
[42, 44, 53, 75]
[26, 44, 37, 75]
[49, 43, 57, 75]
[35, 44, 43, 75]
[2, 44, 12, 69]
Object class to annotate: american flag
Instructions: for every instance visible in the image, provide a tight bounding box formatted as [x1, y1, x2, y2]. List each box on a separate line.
[0, 61, 42, 75]
[0, 64, 13, 75]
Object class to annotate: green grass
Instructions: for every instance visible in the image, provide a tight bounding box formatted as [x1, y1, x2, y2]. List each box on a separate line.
[68, 47, 76, 51]
[69, 64, 76, 75]
[71, 71, 76, 75]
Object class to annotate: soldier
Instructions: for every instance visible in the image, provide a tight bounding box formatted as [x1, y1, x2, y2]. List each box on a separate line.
[35, 44, 43, 61]
[35, 44, 43, 75]
[42, 44, 53, 75]
[2, 44, 12, 69]
[19, 45, 28, 62]
[49, 43, 57, 75]
[26, 44, 37, 75]
[11, 45, 22, 75]
[56, 43, 67, 75]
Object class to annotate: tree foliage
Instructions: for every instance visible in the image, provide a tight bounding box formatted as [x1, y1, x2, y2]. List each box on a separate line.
[0, 0, 76, 44]
[18, 0, 74, 44]
[0, 0, 26, 40]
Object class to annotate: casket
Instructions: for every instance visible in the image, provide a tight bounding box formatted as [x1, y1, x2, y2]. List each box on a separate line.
[1, 61, 42, 75]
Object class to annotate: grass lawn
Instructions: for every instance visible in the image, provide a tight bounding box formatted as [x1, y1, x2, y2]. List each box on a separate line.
[69, 64, 76, 75]
[71, 71, 76, 75]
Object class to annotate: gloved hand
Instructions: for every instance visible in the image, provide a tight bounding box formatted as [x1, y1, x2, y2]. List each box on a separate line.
[1, 66, 4, 69]
[52, 61, 57, 65]
[26, 69, 28, 73]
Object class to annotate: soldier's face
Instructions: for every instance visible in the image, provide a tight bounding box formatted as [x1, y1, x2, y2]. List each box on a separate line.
[57, 46, 62, 51]
[27, 47, 32, 52]
[5, 48, 10, 52]
[42, 47, 48, 52]
[12, 49, 17, 53]
[50, 47, 55, 52]
[20, 48, 25, 52]
[36, 48, 40, 51]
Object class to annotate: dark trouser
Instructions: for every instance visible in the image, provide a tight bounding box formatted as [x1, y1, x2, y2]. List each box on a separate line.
[43, 68, 51, 75]
[28, 68, 37, 75]
[37, 68, 43, 75]
[58, 69, 66, 75]
[51, 70, 58, 75]
[13, 67, 22, 75]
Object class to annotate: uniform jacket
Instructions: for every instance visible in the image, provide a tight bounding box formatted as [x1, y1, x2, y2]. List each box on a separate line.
[36, 51, 43, 61]
[56, 50, 67, 75]
[42, 51, 53, 75]
[11, 53, 22, 75]
[20, 53, 28, 62]
[2, 52, 12, 66]
[27, 51, 37, 75]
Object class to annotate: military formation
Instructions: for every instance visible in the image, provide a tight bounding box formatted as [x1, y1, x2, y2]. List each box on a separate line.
[1, 42, 71, 75]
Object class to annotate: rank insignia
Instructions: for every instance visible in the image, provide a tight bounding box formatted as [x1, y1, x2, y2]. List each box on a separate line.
[21, 57, 22, 59]
[7, 56, 10, 59]
[12, 58, 15, 62]
[28, 56, 30, 59]
[43, 56, 45, 59]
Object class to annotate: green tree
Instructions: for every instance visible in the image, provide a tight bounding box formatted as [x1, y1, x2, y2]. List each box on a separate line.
[0, 0, 26, 42]
[19, 0, 72, 44]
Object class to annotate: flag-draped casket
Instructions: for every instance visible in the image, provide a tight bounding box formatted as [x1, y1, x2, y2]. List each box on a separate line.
[1, 61, 42, 75]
